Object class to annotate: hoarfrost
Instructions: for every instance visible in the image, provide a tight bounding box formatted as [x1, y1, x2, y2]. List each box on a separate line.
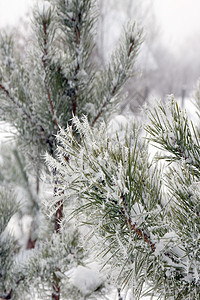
[130, 202, 145, 226]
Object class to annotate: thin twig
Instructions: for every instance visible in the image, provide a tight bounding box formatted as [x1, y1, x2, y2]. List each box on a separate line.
[91, 100, 107, 127]
[128, 38, 135, 57]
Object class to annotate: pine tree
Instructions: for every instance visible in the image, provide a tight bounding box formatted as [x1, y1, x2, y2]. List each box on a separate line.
[0, 0, 142, 298]
[47, 97, 200, 299]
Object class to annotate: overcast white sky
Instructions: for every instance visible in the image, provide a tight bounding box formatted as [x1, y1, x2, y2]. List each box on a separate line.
[0, 0, 33, 27]
[0, 0, 200, 51]
[154, 0, 200, 50]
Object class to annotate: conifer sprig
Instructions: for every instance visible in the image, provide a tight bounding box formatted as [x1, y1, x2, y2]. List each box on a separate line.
[46, 116, 170, 298]
[47, 111, 200, 298]
[92, 23, 143, 127]
[146, 97, 200, 177]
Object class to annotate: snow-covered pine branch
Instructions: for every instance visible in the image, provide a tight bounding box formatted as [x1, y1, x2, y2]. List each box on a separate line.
[46, 116, 166, 298]
[91, 23, 143, 127]
[146, 97, 200, 177]
[47, 107, 200, 299]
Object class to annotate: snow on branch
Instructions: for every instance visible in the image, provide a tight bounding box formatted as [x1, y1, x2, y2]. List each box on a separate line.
[91, 23, 143, 127]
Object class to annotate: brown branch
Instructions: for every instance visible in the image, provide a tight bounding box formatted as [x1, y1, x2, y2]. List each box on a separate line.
[74, 25, 81, 45]
[72, 14, 81, 46]
[50, 13, 81, 299]
[120, 194, 181, 265]
[128, 38, 135, 57]
[130, 222, 156, 252]
[120, 194, 156, 252]
[51, 198, 63, 300]
[45, 85, 60, 130]
[54, 201, 63, 233]
[51, 175, 62, 300]
[72, 96, 77, 116]
[0, 289, 12, 300]
[91, 100, 107, 127]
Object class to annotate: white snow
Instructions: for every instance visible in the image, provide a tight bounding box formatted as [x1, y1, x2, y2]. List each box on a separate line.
[0, 122, 16, 144]
[6, 214, 33, 248]
[131, 202, 145, 226]
[69, 263, 103, 296]
[0, 0, 33, 27]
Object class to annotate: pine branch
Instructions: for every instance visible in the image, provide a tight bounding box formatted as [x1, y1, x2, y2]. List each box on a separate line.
[0, 84, 33, 123]
[121, 193, 181, 266]
[120, 194, 156, 252]
[49, 116, 194, 297]
[91, 84, 118, 127]
[42, 19, 60, 131]
[0, 276, 25, 300]
[146, 98, 200, 177]
[91, 100, 107, 127]
[55, 0, 96, 120]
[91, 24, 142, 127]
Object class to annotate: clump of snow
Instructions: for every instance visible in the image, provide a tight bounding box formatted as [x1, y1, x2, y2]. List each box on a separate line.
[69, 263, 103, 296]
[130, 202, 145, 226]
[154, 231, 178, 257]
[108, 114, 128, 132]
[108, 114, 134, 142]
[7, 214, 33, 248]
